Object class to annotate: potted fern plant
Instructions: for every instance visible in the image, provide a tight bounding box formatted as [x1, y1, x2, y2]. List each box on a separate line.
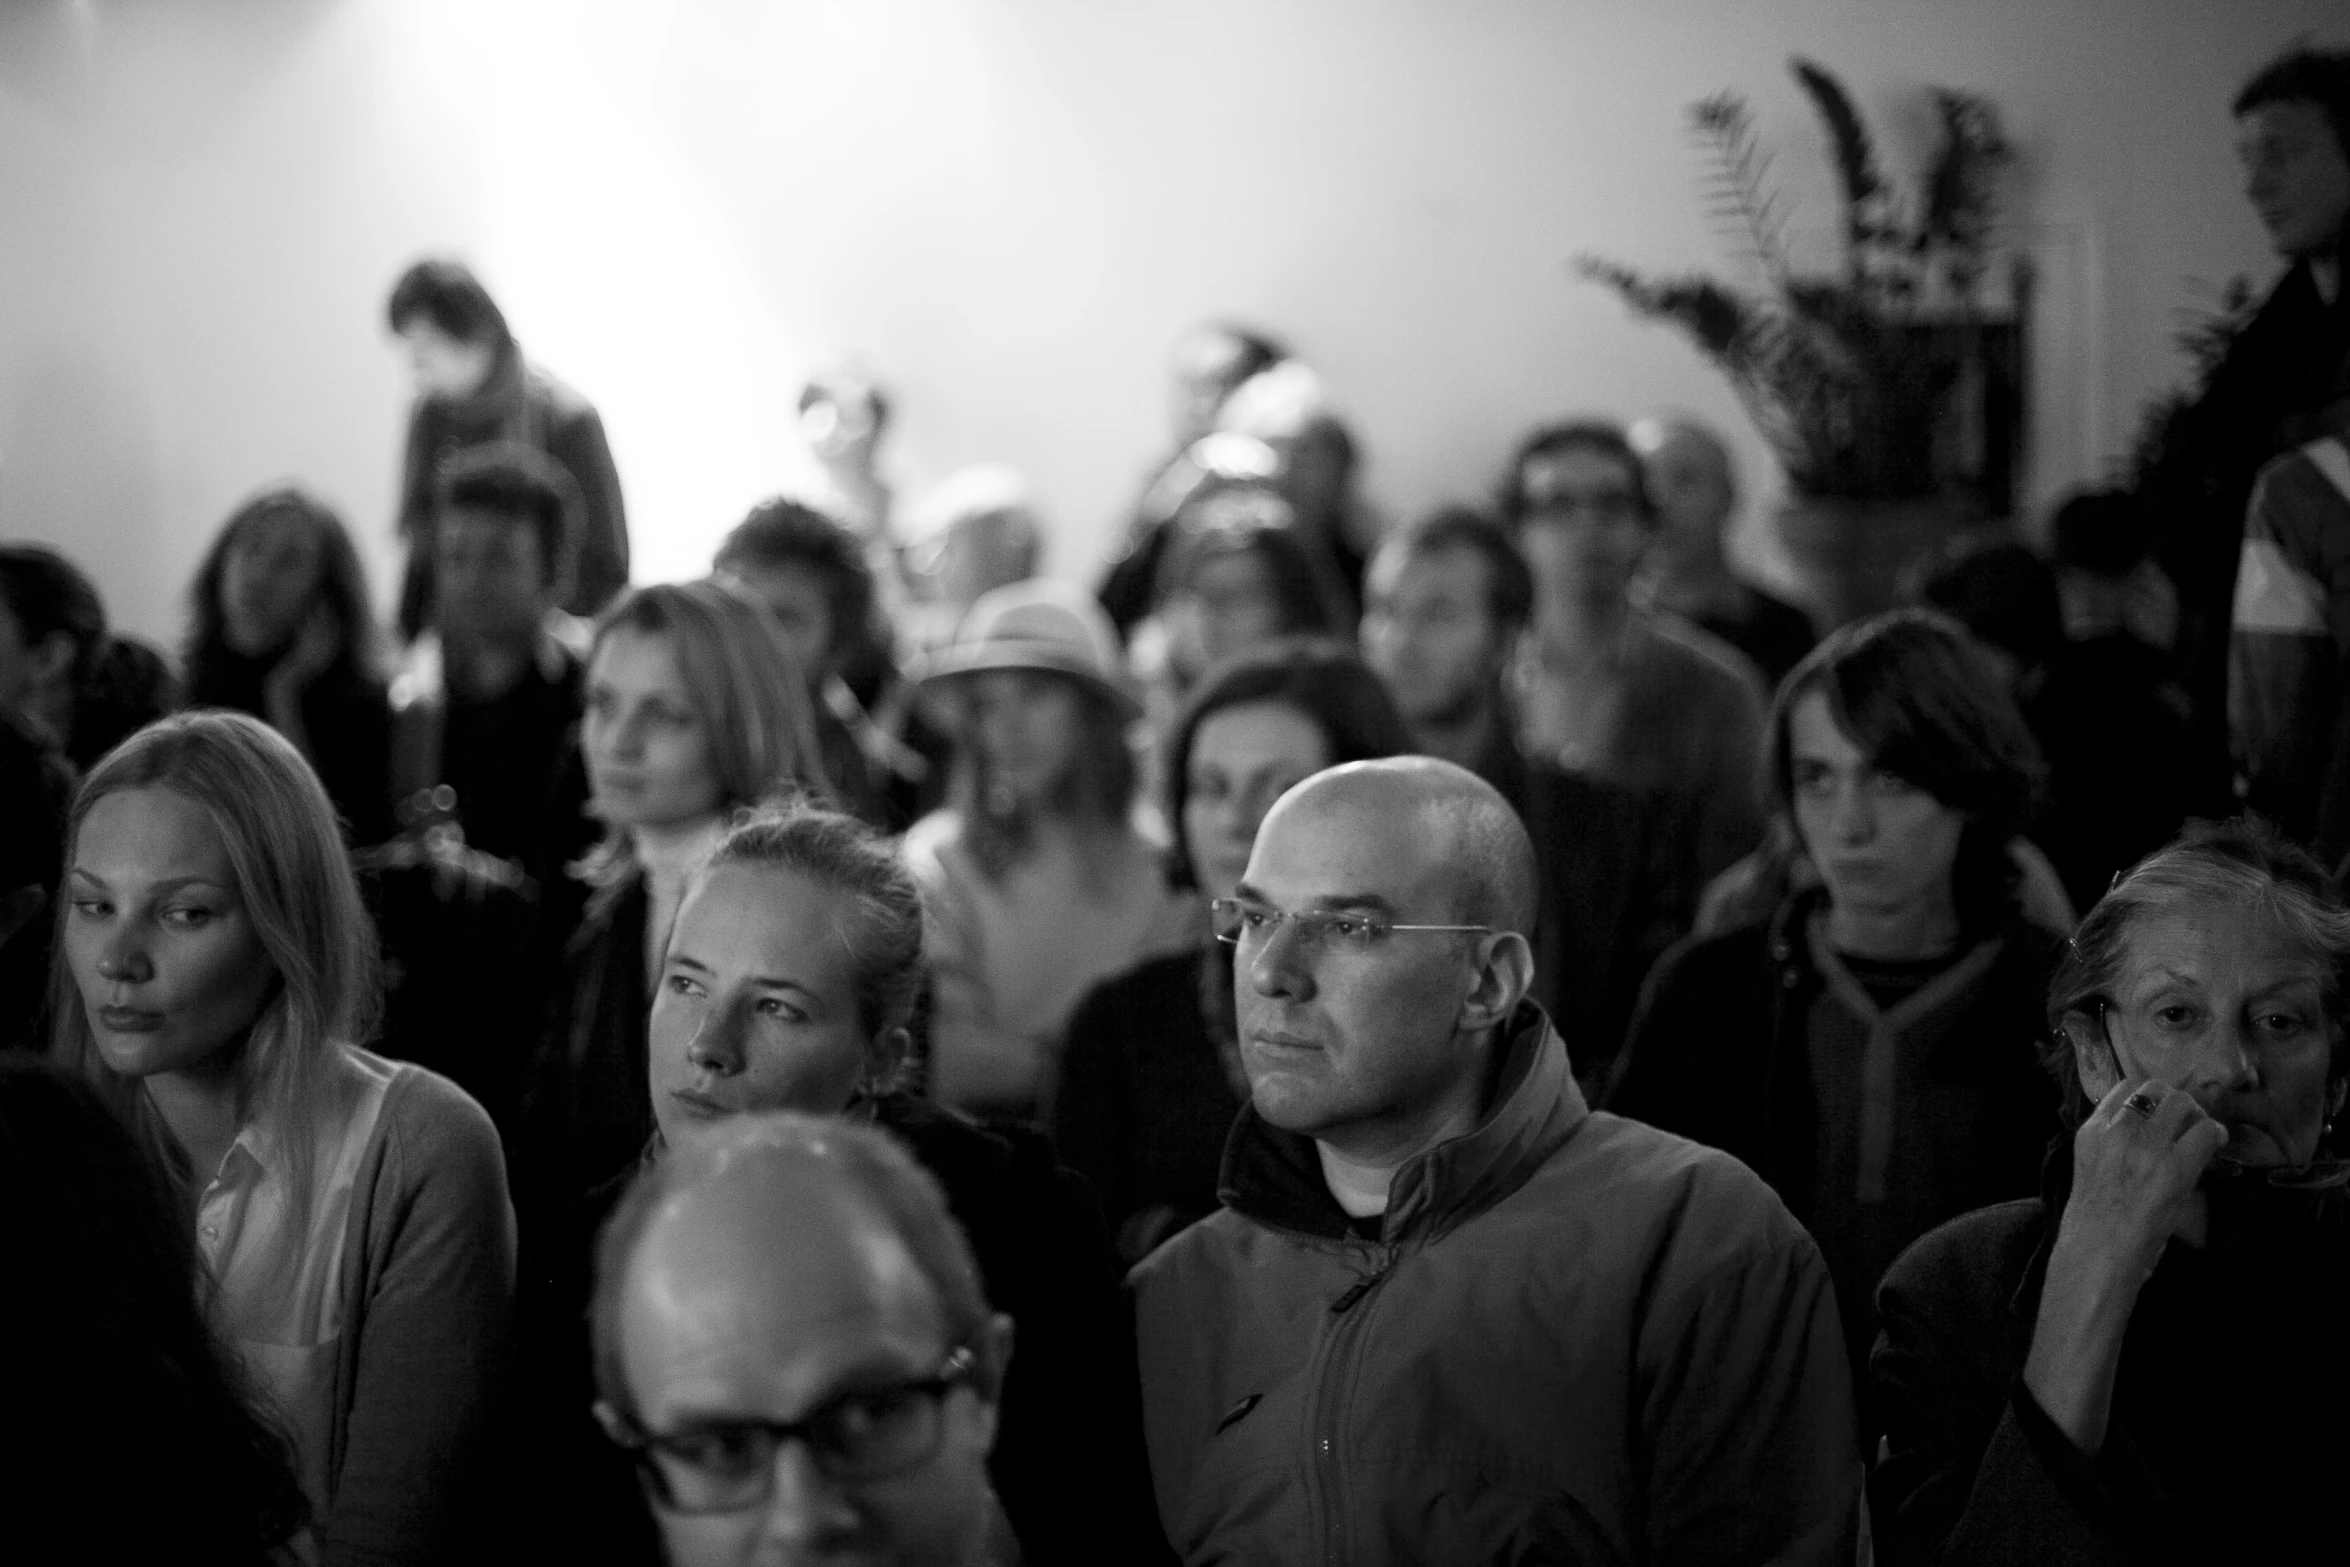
[1581, 59, 2022, 626]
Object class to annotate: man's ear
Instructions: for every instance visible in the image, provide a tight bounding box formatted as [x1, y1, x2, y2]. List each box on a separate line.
[2061, 1007, 2122, 1102]
[1459, 931, 1534, 1033]
[592, 1398, 633, 1446]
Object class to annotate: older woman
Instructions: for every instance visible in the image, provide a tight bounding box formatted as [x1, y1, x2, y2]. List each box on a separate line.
[1607, 611, 2063, 1384]
[1871, 819, 2350, 1564]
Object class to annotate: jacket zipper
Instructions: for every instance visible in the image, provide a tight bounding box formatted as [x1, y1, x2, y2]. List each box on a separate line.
[1304, 1244, 1398, 1566]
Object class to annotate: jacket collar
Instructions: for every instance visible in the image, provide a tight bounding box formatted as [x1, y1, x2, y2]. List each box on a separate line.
[1216, 1001, 1588, 1246]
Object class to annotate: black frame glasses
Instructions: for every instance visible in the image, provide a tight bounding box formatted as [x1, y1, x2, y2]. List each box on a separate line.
[607, 1344, 978, 1515]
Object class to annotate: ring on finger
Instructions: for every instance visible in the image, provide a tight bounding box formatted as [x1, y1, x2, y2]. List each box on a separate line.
[2123, 1090, 2161, 1118]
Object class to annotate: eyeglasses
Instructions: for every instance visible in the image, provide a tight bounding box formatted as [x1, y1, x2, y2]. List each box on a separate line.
[1522, 491, 1643, 525]
[608, 1345, 977, 1515]
[1210, 895, 1492, 955]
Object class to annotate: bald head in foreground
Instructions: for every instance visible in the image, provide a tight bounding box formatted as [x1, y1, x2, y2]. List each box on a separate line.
[592, 1114, 1016, 1567]
[1134, 756, 1862, 1564]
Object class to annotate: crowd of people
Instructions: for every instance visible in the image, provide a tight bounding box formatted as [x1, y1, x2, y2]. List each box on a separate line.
[0, 43, 2346, 1567]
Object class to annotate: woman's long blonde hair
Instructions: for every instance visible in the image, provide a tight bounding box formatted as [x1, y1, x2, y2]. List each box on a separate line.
[48, 711, 379, 1227]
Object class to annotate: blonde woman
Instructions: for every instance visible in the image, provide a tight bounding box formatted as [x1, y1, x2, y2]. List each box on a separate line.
[523, 578, 832, 1218]
[51, 710, 512, 1565]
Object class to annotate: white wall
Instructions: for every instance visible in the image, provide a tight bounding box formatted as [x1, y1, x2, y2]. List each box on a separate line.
[1, 0, 2338, 644]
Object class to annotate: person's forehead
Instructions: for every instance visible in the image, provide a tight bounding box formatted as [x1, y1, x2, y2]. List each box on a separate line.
[1247, 782, 1455, 906]
[1190, 701, 1328, 775]
[672, 864, 860, 991]
[1522, 446, 1640, 497]
[1786, 689, 1863, 764]
[440, 507, 535, 553]
[589, 625, 688, 693]
[2240, 98, 2336, 143]
[2121, 900, 2329, 990]
[76, 787, 233, 882]
[1382, 542, 1492, 604]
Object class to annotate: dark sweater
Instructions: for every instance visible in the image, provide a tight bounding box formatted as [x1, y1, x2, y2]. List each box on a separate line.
[188, 649, 394, 846]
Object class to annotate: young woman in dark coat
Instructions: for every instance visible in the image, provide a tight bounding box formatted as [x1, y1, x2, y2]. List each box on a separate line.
[1871, 820, 2350, 1565]
[1607, 610, 2064, 1388]
[183, 486, 394, 845]
[1053, 637, 1414, 1265]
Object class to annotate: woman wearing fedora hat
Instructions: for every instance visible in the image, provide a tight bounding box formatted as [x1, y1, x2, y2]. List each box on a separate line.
[906, 579, 1196, 1122]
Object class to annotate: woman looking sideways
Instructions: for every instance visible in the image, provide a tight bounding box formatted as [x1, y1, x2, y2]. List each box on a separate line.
[50, 710, 512, 1566]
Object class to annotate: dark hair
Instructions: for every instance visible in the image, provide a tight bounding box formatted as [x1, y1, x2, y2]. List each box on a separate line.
[1162, 506, 1346, 637]
[384, 257, 513, 350]
[1768, 609, 2047, 931]
[799, 371, 893, 437]
[0, 1054, 308, 1556]
[2233, 46, 2350, 160]
[1911, 535, 2063, 671]
[436, 441, 580, 590]
[0, 544, 107, 689]
[715, 496, 879, 665]
[2047, 488, 2152, 577]
[1497, 420, 1656, 528]
[1161, 637, 1415, 888]
[185, 488, 380, 690]
[1377, 505, 1536, 632]
[2045, 818, 2350, 1124]
[697, 806, 925, 1091]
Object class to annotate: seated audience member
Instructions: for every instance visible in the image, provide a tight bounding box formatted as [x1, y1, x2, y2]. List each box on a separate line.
[715, 495, 946, 828]
[907, 463, 1044, 622]
[1216, 360, 1381, 616]
[2053, 485, 2180, 651]
[183, 486, 394, 844]
[1100, 322, 1290, 633]
[801, 368, 901, 560]
[1057, 638, 1414, 1264]
[906, 580, 1195, 1119]
[1149, 494, 1347, 710]
[1873, 820, 2350, 1564]
[1629, 413, 1818, 683]
[387, 257, 628, 635]
[1, 1055, 308, 1562]
[0, 709, 72, 1049]
[389, 442, 597, 899]
[0, 543, 176, 771]
[1361, 507, 1693, 1084]
[526, 579, 831, 1218]
[52, 710, 513, 1564]
[1132, 757, 1859, 1562]
[2233, 416, 2350, 867]
[1609, 612, 2062, 1386]
[592, 1115, 1020, 1567]
[597, 807, 1153, 1563]
[1503, 420, 1771, 886]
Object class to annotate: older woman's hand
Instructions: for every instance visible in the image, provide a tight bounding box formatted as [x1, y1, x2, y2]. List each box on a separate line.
[2023, 1078, 2228, 1454]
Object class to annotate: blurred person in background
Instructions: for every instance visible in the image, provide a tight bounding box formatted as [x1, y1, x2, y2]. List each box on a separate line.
[1216, 359, 1381, 618]
[801, 367, 903, 582]
[1363, 505, 1695, 1087]
[905, 581, 1194, 1121]
[1628, 412, 1817, 684]
[386, 257, 628, 636]
[0, 709, 71, 1049]
[1, 1054, 308, 1563]
[1100, 321, 1290, 634]
[183, 486, 393, 845]
[1609, 612, 2062, 1395]
[904, 463, 1045, 648]
[1056, 638, 1413, 1264]
[1502, 419, 1770, 887]
[0, 543, 177, 772]
[1151, 495, 1348, 699]
[52, 711, 512, 1564]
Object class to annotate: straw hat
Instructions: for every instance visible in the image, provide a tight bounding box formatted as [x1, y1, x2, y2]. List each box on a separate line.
[911, 578, 1138, 719]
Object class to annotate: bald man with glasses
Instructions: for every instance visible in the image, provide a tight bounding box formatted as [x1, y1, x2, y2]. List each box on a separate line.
[1131, 757, 1861, 1565]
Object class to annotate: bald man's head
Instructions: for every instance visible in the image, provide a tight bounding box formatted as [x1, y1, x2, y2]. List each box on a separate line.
[1260, 756, 1538, 936]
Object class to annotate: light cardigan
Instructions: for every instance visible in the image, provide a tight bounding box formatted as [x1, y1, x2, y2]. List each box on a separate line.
[205, 1050, 515, 1566]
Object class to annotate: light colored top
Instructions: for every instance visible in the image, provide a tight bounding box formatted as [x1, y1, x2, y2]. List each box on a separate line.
[194, 1045, 515, 1566]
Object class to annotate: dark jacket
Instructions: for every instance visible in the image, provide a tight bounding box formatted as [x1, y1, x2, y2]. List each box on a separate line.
[1695, 579, 1818, 687]
[395, 353, 629, 636]
[1870, 1149, 2350, 1565]
[188, 649, 395, 846]
[1132, 1003, 1861, 1566]
[1055, 943, 1246, 1266]
[523, 869, 654, 1221]
[1606, 893, 2062, 1383]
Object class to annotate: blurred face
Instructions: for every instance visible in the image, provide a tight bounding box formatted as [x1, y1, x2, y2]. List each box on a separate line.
[2238, 100, 2350, 258]
[650, 863, 878, 1147]
[0, 596, 67, 715]
[802, 391, 881, 467]
[2084, 902, 2343, 1169]
[934, 515, 1031, 615]
[1183, 551, 1286, 672]
[1787, 690, 1966, 928]
[1235, 785, 1484, 1150]
[723, 563, 838, 681]
[63, 787, 276, 1082]
[1516, 447, 1653, 616]
[435, 507, 551, 651]
[219, 512, 326, 658]
[1183, 702, 1331, 898]
[587, 627, 724, 832]
[1361, 543, 1508, 729]
[398, 319, 497, 402]
[1635, 426, 1736, 553]
[617, 1183, 1000, 1567]
[962, 670, 1087, 810]
[1170, 330, 1255, 445]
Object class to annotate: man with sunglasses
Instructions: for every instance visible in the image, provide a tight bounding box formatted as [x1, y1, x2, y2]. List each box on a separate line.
[1131, 756, 1861, 1564]
[591, 1112, 1017, 1567]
